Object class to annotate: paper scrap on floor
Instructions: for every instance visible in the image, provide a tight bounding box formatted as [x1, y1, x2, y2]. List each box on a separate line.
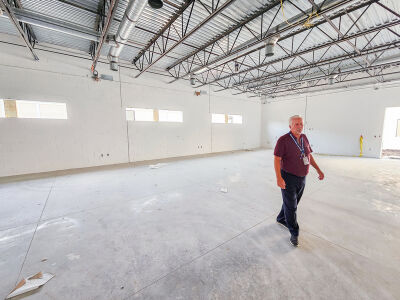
[220, 187, 228, 193]
[6, 272, 54, 299]
[149, 163, 167, 169]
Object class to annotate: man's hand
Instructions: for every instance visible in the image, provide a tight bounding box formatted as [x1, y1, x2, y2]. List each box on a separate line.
[277, 177, 286, 189]
[310, 154, 324, 181]
[274, 156, 286, 189]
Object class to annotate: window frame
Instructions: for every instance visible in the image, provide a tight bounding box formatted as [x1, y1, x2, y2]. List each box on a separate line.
[126, 108, 155, 122]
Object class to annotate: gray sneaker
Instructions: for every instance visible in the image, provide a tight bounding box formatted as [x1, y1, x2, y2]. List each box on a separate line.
[290, 235, 298, 247]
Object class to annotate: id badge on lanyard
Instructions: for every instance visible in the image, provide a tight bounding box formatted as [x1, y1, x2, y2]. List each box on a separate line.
[290, 133, 309, 165]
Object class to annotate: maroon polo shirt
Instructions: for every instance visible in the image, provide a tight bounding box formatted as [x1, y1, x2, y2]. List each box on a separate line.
[274, 132, 313, 177]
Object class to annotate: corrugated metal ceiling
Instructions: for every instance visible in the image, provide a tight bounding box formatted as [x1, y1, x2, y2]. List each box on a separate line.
[0, 0, 399, 93]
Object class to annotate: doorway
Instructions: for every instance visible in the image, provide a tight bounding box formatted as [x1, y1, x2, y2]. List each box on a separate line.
[381, 107, 400, 158]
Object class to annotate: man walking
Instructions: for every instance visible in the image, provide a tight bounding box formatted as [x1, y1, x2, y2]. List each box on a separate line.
[274, 115, 324, 246]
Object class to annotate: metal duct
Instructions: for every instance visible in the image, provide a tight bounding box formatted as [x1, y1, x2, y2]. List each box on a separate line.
[265, 35, 280, 57]
[108, 0, 147, 71]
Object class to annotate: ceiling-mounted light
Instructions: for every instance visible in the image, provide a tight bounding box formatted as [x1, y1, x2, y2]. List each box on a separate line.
[190, 75, 196, 85]
[148, 0, 163, 9]
[328, 73, 339, 85]
[265, 35, 280, 57]
[234, 61, 239, 73]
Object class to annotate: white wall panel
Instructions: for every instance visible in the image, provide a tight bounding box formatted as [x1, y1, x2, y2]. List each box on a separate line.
[0, 36, 261, 176]
[261, 97, 306, 149]
[210, 95, 261, 153]
[261, 84, 400, 158]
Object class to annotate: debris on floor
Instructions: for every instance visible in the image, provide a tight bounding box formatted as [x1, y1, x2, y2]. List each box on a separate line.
[220, 187, 228, 193]
[6, 272, 54, 299]
[66, 253, 80, 261]
[149, 163, 167, 169]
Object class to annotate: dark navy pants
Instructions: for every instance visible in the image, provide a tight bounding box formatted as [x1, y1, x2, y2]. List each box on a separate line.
[277, 170, 306, 237]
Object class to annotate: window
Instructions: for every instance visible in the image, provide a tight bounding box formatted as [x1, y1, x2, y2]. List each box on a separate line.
[0, 99, 67, 119]
[38, 102, 67, 119]
[16, 100, 67, 119]
[227, 114, 243, 124]
[212, 113, 243, 124]
[17, 101, 38, 118]
[126, 108, 183, 123]
[126, 108, 154, 121]
[212, 113, 225, 124]
[159, 110, 183, 122]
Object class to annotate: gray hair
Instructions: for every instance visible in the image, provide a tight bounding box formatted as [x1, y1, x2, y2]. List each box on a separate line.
[289, 115, 303, 124]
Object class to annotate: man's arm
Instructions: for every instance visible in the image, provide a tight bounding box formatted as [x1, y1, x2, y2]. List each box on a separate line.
[274, 156, 286, 189]
[310, 154, 324, 180]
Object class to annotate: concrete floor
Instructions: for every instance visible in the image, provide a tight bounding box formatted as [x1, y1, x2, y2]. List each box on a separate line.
[0, 150, 399, 300]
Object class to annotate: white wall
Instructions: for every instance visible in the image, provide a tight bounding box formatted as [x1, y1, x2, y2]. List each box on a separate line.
[0, 35, 261, 177]
[261, 97, 306, 149]
[210, 94, 261, 153]
[261, 84, 400, 158]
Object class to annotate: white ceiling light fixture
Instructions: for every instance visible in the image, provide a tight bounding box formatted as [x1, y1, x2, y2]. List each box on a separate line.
[234, 61, 239, 72]
[265, 35, 280, 57]
[328, 73, 339, 85]
[190, 75, 196, 85]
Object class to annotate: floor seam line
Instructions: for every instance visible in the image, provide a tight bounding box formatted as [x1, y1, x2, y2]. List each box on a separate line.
[14, 178, 56, 285]
[37, 182, 197, 224]
[124, 213, 276, 299]
[301, 229, 400, 274]
[1, 181, 212, 234]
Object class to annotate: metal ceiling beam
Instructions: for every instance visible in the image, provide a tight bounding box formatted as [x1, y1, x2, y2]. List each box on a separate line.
[54, 0, 223, 60]
[255, 60, 400, 95]
[90, 0, 107, 59]
[259, 65, 400, 97]
[3, 7, 101, 41]
[132, 0, 195, 65]
[0, 6, 220, 72]
[13, 0, 37, 42]
[55, 0, 99, 14]
[308, 0, 366, 60]
[165, 0, 283, 72]
[376, 1, 400, 19]
[3, 0, 224, 64]
[229, 21, 400, 88]
[195, 0, 383, 89]
[186, 0, 356, 79]
[91, 0, 119, 72]
[0, 0, 38, 60]
[243, 42, 400, 91]
[133, 0, 239, 78]
[250, 69, 400, 98]
[303, 1, 382, 84]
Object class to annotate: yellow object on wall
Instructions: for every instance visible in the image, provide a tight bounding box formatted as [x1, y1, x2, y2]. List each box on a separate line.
[4, 100, 17, 118]
[359, 135, 363, 157]
[153, 109, 159, 122]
